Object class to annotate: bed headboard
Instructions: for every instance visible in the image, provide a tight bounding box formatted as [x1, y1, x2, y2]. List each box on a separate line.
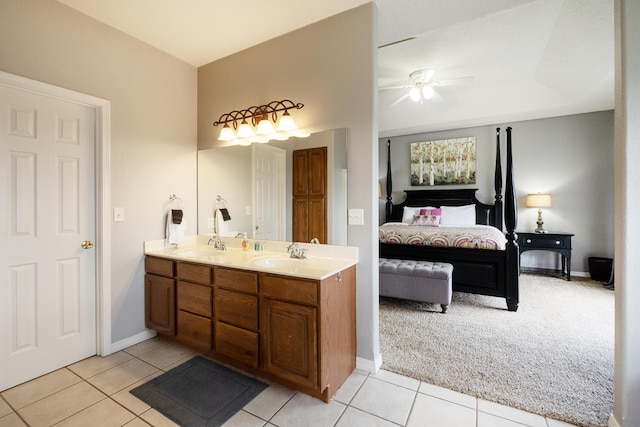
[386, 188, 502, 228]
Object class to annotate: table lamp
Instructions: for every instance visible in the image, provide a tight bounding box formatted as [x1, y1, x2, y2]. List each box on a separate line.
[526, 193, 552, 233]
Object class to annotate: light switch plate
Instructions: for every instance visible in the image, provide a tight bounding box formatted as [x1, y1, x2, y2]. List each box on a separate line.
[348, 208, 364, 225]
[113, 207, 125, 222]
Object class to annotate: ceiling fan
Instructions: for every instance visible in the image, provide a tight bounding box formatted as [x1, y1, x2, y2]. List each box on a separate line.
[381, 69, 474, 107]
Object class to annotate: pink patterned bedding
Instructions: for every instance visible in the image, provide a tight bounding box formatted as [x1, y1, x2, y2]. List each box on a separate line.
[378, 223, 506, 250]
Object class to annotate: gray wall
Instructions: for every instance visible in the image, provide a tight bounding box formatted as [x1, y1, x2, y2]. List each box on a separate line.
[1, 0, 198, 343]
[379, 111, 614, 274]
[198, 3, 380, 365]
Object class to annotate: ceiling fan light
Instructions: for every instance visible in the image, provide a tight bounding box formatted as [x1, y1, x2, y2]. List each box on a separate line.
[422, 85, 434, 100]
[409, 87, 421, 102]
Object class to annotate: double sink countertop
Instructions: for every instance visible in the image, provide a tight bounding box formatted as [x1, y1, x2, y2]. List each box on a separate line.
[144, 235, 358, 280]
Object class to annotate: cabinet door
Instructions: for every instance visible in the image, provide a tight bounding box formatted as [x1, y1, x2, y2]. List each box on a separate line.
[308, 147, 327, 196]
[308, 196, 326, 243]
[262, 299, 317, 388]
[292, 150, 309, 197]
[292, 198, 309, 243]
[145, 274, 175, 335]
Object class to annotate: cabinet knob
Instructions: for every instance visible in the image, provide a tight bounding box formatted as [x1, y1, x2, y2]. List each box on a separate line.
[526, 239, 532, 243]
[555, 240, 561, 245]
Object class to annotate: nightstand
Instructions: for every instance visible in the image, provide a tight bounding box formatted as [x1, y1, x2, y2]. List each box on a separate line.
[517, 232, 574, 281]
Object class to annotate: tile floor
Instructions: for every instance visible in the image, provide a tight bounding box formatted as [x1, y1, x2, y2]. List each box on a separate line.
[0, 337, 578, 427]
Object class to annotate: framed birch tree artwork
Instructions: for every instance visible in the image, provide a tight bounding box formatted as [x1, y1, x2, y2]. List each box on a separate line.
[410, 137, 476, 186]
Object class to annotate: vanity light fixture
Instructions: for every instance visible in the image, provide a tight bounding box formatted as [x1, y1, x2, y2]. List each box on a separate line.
[213, 99, 309, 146]
[526, 193, 552, 233]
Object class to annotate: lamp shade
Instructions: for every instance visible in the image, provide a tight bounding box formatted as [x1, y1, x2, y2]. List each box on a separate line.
[526, 193, 552, 208]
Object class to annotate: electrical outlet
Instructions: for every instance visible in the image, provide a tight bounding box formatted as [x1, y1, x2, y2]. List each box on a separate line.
[207, 217, 214, 228]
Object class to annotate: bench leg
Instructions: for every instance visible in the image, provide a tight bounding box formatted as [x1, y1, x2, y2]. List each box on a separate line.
[441, 304, 449, 313]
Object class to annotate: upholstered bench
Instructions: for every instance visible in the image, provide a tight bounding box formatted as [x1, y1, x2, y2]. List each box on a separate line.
[379, 258, 453, 313]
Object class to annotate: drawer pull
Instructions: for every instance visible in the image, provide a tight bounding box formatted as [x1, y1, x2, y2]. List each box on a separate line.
[526, 239, 532, 243]
[555, 241, 561, 245]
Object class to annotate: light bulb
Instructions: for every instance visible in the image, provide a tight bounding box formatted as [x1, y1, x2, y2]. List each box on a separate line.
[218, 124, 235, 141]
[256, 118, 275, 135]
[237, 120, 254, 138]
[409, 87, 421, 102]
[422, 85, 434, 100]
[277, 112, 297, 131]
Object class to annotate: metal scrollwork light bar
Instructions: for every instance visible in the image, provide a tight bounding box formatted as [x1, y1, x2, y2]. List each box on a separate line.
[213, 99, 309, 146]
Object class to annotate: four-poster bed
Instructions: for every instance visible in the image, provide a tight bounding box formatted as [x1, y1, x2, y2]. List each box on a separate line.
[379, 127, 519, 311]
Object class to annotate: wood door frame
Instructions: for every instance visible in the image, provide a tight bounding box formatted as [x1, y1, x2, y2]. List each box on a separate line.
[0, 71, 112, 356]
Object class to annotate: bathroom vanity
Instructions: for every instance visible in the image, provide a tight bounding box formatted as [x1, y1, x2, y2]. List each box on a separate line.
[144, 237, 357, 402]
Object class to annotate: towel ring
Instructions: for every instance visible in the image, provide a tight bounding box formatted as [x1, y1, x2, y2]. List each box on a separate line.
[168, 194, 183, 209]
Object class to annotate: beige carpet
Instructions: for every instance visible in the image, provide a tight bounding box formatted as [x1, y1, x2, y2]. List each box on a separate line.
[379, 274, 614, 427]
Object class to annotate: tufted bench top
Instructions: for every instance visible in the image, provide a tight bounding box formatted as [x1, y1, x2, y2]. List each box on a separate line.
[379, 258, 453, 280]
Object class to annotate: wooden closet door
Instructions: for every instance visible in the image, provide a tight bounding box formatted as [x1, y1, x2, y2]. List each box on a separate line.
[292, 147, 327, 243]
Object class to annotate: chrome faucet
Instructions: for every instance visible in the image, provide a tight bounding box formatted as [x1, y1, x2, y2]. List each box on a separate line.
[287, 242, 307, 259]
[207, 236, 226, 251]
[310, 237, 320, 244]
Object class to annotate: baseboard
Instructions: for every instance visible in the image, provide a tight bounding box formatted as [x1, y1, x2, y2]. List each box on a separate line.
[608, 413, 621, 427]
[356, 353, 383, 373]
[110, 329, 157, 353]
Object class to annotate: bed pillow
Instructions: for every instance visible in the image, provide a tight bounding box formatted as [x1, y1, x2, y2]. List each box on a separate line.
[411, 208, 442, 226]
[440, 204, 476, 225]
[402, 206, 436, 224]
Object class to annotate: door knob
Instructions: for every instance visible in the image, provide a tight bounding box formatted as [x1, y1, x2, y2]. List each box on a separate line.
[81, 240, 94, 249]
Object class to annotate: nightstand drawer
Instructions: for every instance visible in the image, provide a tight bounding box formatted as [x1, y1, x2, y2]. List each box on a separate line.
[520, 235, 571, 249]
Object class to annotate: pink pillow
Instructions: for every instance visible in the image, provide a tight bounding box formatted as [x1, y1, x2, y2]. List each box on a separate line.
[412, 209, 441, 226]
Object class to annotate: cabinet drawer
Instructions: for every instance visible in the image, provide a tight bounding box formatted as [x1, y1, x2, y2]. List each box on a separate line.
[215, 288, 258, 330]
[520, 235, 570, 249]
[215, 321, 258, 367]
[177, 262, 212, 285]
[177, 281, 212, 317]
[145, 257, 175, 277]
[177, 310, 212, 349]
[215, 267, 258, 293]
[262, 274, 318, 306]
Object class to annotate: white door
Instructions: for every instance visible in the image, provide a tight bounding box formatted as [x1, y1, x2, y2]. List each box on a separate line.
[252, 144, 285, 240]
[0, 84, 96, 391]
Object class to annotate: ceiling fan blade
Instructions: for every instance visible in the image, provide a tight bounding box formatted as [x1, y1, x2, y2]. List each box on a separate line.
[429, 89, 444, 103]
[389, 93, 409, 107]
[436, 76, 475, 86]
[379, 85, 411, 91]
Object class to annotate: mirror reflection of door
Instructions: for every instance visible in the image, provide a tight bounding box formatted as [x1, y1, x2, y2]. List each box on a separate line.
[292, 147, 327, 243]
[252, 144, 285, 240]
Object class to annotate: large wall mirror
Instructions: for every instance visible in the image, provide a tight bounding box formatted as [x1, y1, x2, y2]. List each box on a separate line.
[197, 129, 348, 245]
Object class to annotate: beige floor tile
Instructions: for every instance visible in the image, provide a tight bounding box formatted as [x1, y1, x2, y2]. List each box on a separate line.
[139, 408, 181, 427]
[17, 382, 105, 427]
[407, 393, 476, 427]
[123, 418, 153, 427]
[136, 342, 195, 369]
[160, 352, 197, 372]
[371, 369, 421, 390]
[335, 406, 399, 427]
[0, 412, 27, 427]
[478, 399, 547, 427]
[86, 358, 159, 396]
[54, 398, 135, 427]
[67, 351, 133, 379]
[332, 371, 367, 405]
[123, 336, 170, 357]
[221, 409, 267, 427]
[418, 382, 477, 409]
[349, 377, 416, 425]
[110, 370, 164, 415]
[1, 369, 81, 410]
[0, 397, 12, 417]
[269, 393, 346, 427]
[242, 383, 294, 421]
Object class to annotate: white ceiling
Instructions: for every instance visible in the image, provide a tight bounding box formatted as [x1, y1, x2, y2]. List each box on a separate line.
[56, 0, 614, 138]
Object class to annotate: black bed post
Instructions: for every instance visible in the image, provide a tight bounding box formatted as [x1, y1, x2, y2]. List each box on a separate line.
[505, 127, 519, 311]
[494, 128, 503, 230]
[385, 140, 393, 221]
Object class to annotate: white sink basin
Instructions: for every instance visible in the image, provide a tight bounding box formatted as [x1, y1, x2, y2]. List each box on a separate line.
[250, 256, 304, 269]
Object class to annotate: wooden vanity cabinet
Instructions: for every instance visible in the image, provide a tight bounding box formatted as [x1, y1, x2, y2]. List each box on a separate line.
[175, 262, 214, 350]
[144, 257, 176, 335]
[144, 256, 356, 403]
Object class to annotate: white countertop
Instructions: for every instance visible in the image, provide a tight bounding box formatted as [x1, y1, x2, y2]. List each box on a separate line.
[144, 235, 358, 280]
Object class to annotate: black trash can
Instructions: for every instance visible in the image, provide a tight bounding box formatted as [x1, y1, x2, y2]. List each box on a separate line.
[589, 257, 613, 282]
